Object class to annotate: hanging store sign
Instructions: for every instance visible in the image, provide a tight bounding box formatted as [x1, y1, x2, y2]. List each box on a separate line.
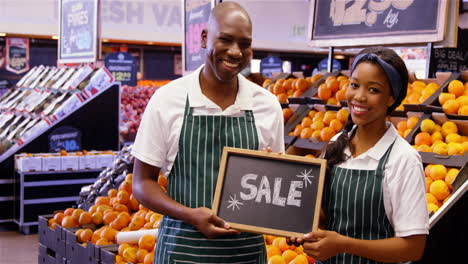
[104, 52, 137, 86]
[183, 0, 215, 74]
[58, 0, 100, 63]
[260, 56, 283, 78]
[309, 0, 449, 47]
[5, 37, 30, 75]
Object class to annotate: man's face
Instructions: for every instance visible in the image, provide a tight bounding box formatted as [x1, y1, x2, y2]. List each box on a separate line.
[202, 12, 252, 83]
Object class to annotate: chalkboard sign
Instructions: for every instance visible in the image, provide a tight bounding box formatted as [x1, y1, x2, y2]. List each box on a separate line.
[309, 0, 448, 47]
[104, 52, 137, 86]
[48, 126, 82, 152]
[430, 48, 468, 74]
[58, 0, 99, 63]
[260, 56, 283, 78]
[317, 58, 341, 72]
[183, 0, 215, 73]
[212, 147, 326, 237]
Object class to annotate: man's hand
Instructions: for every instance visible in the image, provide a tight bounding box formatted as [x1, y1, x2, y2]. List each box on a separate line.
[302, 230, 347, 261]
[187, 207, 241, 239]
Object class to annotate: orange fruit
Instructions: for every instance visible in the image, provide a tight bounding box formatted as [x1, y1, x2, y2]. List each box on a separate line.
[310, 74, 323, 83]
[426, 193, 440, 207]
[103, 211, 118, 225]
[329, 119, 344, 132]
[406, 116, 419, 129]
[71, 208, 84, 221]
[80, 229, 93, 244]
[61, 216, 78, 228]
[300, 128, 313, 139]
[144, 251, 154, 264]
[95, 196, 110, 206]
[128, 194, 140, 212]
[335, 89, 346, 101]
[264, 235, 277, 245]
[442, 99, 460, 114]
[277, 93, 288, 103]
[137, 249, 149, 263]
[430, 180, 450, 200]
[445, 168, 459, 190]
[441, 121, 458, 137]
[438, 92, 456, 106]
[293, 125, 303, 137]
[290, 254, 308, 264]
[403, 128, 412, 138]
[448, 142, 464, 155]
[118, 243, 131, 256]
[420, 119, 436, 134]
[278, 237, 290, 251]
[414, 132, 432, 146]
[320, 127, 336, 142]
[119, 180, 133, 195]
[54, 212, 65, 225]
[108, 189, 118, 198]
[327, 79, 340, 93]
[122, 247, 138, 263]
[95, 238, 110, 246]
[396, 120, 407, 133]
[311, 121, 324, 131]
[308, 110, 317, 119]
[323, 111, 336, 126]
[92, 212, 103, 225]
[268, 255, 286, 264]
[296, 79, 309, 91]
[417, 145, 431, 152]
[448, 80, 464, 97]
[139, 234, 156, 252]
[301, 117, 313, 128]
[427, 203, 439, 213]
[117, 190, 130, 205]
[283, 108, 293, 121]
[432, 131, 443, 143]
[327, 98, 338, 105]
[113, 203, 129, 213]
[432, 142, 448, 155]
[429, 164, 447, 181]
[267, 245, 282, 259]
[336, 108, 349, 123]
[282, 249, 298, 263]
[129, 215, 145, 231]
[78, 212, 92, 225]
[317, 84, 332, 101]
[458, 105, 468, 115]
[262, 79, 272, 88]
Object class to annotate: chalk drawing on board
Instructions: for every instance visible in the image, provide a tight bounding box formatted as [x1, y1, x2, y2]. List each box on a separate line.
[226, 194, 244, 211]
[296, 169, 314, 188]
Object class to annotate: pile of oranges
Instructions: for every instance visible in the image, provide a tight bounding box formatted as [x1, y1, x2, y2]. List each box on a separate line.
[315, 75, 349, 106]
[394, 116, 420, 138]
[425, 164, 459, 213]
[411, 119, 468, 155]
[47, 172, 168, 264]
[439, 79, 468, 115]
[396, 80, 439, 110]
[263, 75, 323, 104]
[264, 235, 315, 264]
[289, 108, 349, 142]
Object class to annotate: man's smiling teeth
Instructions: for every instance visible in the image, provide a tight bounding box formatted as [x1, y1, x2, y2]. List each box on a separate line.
[223, 61, 239, 67]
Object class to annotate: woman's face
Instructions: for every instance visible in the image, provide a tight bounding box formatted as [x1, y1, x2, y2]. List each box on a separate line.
[346, 61, 395, 129]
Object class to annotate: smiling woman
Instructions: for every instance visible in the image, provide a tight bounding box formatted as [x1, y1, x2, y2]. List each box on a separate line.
[289, 47, 429, 264]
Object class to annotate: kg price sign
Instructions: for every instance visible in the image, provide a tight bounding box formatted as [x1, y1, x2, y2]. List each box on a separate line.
[59, 0, 100, 63]
[309, 0, 449, 47]
[48, 126, 82, 152]
[104, 52, 137, 86]
[183, 0, 215, 74]
[212, 147, 326, 237]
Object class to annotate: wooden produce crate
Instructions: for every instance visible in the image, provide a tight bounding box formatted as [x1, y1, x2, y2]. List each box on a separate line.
[403, 72, 453, 112]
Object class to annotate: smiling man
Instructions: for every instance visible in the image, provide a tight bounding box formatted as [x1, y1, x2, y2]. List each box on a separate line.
[131, 1, 284, 263]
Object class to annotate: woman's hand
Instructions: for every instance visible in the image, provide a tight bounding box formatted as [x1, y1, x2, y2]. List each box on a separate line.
[187, 207, 240, 239]
[301, 230, 348, 261]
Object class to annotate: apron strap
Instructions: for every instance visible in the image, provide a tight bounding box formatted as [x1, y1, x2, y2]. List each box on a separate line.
[184, 96, 255, 120]
[376, 138, 396, 172]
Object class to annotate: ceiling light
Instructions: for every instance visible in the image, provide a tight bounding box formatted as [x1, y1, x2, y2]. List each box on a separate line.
[51, 36, 59, 40]
[102, 39, 109, 42]
[334, 55, 345, 60]
[0, 33, 6, 37]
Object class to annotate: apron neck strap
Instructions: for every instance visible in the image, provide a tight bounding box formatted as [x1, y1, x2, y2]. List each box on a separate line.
[376, 138, 396, 171]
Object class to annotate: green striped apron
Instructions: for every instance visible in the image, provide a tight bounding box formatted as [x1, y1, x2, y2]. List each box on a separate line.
[155, 98, 266, 264]
[323, 142, 396, 264]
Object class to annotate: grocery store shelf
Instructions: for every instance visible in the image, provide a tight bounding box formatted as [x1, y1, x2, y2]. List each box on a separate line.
[23, 196, 79, 205]
[0, 196, 14, 202]
[429, 179, 468, 229]
[23, 178, 95, 187]
[17, 169, 102, 175]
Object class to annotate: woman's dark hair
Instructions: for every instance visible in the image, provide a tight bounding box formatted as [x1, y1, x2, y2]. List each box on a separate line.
[324, 47, 408, 172]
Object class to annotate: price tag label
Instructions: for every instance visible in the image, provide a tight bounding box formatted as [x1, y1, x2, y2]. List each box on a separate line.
[48, 125, 82, 152]
[105, 52, 137, 86]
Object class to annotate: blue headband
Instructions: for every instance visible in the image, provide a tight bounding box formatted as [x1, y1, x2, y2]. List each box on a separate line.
[351, 53, 403, 100]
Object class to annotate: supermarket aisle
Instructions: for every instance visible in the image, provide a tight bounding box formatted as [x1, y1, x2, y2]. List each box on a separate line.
[0, 224, 37, 264]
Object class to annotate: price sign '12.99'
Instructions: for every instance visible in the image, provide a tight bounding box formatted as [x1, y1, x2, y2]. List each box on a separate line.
[184, 0, 213, 73]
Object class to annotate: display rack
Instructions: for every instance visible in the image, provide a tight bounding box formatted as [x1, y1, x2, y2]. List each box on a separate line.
[0, 82, 120, 223]
[14, 169, 102, 234]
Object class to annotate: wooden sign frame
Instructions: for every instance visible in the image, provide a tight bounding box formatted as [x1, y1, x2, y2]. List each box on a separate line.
[212, 147, 327, 238]
[308, 0, 449, 48]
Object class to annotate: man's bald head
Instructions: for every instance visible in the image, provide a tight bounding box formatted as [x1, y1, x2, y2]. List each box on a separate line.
[207, 1, 252, 33]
